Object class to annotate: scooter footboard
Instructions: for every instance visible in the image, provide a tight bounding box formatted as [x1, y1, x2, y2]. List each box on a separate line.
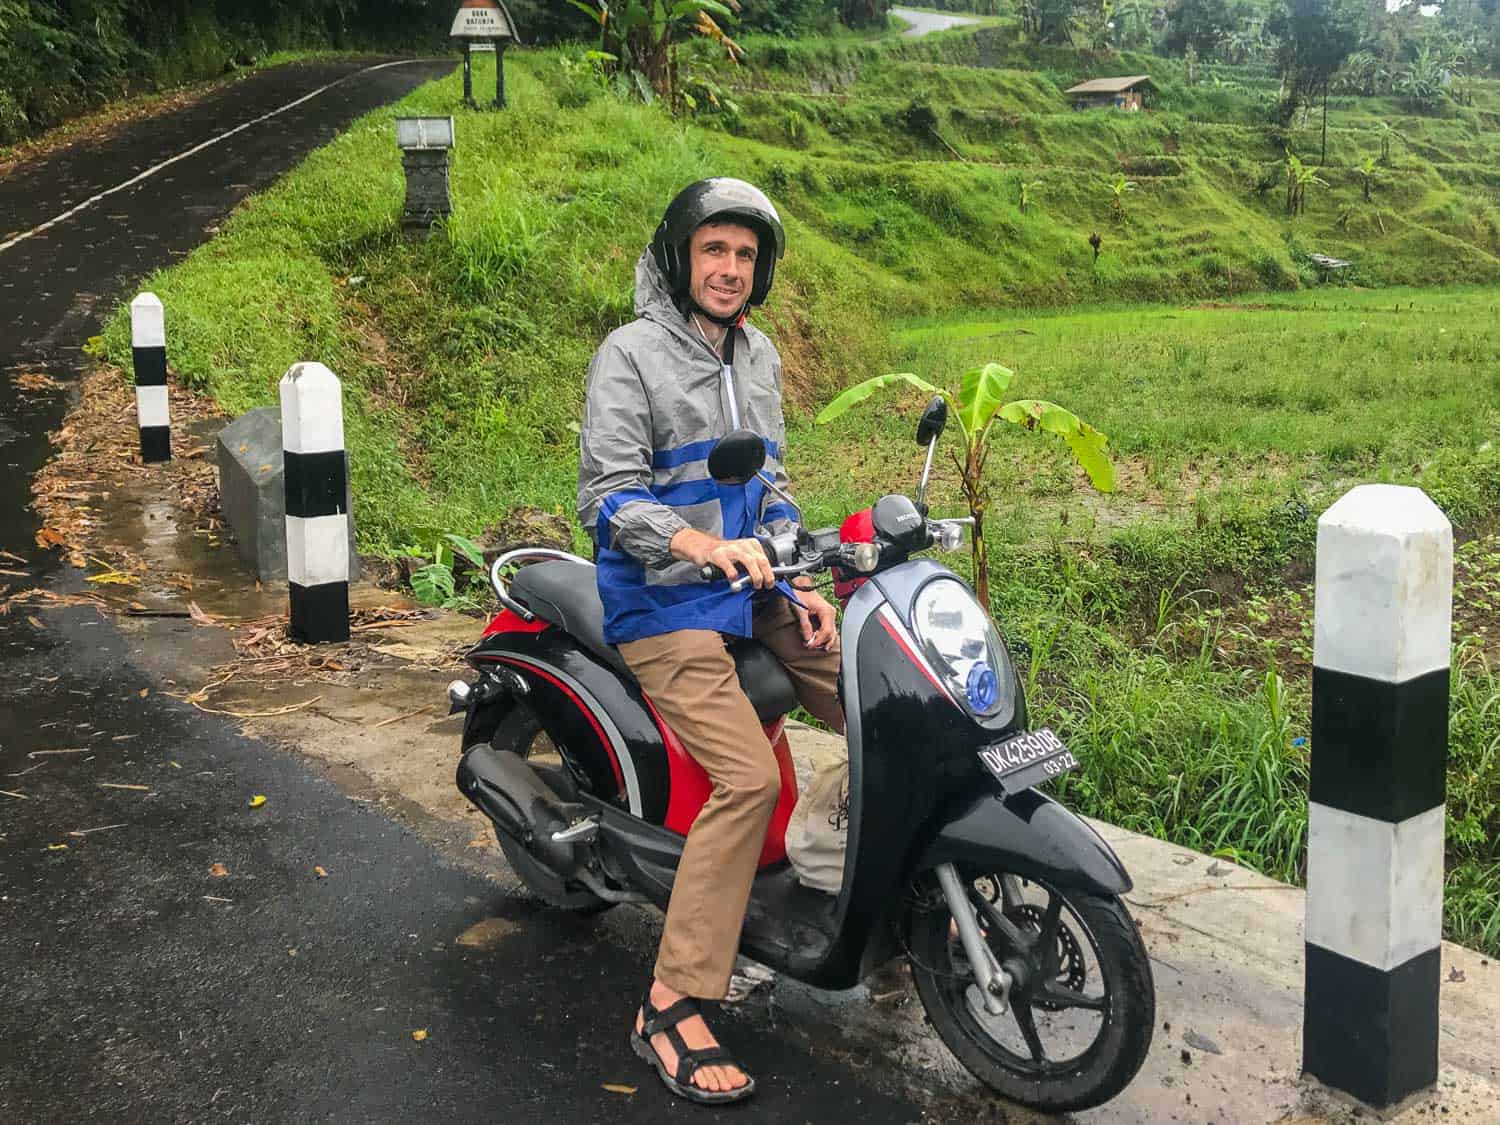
[916, 788, 1131, 897]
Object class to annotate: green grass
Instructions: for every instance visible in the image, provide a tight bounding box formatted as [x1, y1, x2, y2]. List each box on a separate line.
[96, 33, 1500, 954]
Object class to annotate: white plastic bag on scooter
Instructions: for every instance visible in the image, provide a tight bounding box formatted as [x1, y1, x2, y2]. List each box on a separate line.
[785, 758, 849, 893]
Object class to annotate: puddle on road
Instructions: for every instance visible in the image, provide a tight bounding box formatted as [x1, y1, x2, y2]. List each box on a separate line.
[87, 417, 284, 619]
[454, 917, 520, 951]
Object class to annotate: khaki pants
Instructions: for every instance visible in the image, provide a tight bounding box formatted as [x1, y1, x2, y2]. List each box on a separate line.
[617, 595, 844, 998]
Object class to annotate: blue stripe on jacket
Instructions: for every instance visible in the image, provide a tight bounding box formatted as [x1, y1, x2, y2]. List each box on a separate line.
[596, 436, 794, 645]
[651, 438, 778, 470]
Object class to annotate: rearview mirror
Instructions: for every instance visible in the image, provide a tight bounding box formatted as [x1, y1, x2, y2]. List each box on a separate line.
[707, 430, 767, 485]
[916, 396, 948, 446]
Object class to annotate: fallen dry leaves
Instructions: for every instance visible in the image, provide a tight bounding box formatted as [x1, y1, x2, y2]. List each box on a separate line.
[30, 361, 224, 584]
[22, 358, 470, 718]
[209, 862, 229, 877]
[14, 371, 64, 395]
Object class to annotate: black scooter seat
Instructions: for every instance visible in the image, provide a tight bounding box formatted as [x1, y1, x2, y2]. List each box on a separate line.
[510, 559, 797, 724]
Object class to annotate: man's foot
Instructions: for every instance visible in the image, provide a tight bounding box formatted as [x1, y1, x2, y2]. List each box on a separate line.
[634, 979, 751, 1095]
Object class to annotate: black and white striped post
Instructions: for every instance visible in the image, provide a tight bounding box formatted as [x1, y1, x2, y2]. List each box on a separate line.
[1304, 483, 1452, 1111]
[131, 292, 170, 463]
[279, 362, 350, 644]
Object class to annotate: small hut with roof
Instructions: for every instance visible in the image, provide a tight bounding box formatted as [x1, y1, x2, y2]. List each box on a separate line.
[1064, 75, 1155, 112]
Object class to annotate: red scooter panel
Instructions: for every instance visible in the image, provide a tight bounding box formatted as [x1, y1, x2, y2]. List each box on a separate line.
[646, 697, 798, 868]
[481, 608, 551, 638]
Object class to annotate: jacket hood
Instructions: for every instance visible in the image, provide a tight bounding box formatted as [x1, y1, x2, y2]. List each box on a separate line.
[634, 250, 691, 335]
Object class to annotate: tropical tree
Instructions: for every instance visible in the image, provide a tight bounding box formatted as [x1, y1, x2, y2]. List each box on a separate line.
[1268, 0, 1362, 160]
[1109, 0, 1158, 48]
[1082, 0, 1117, 52]
[838, 0, 889, 28]
[1352, 153, 1380, 202]
[813, 364, 1115, 611]
[1108, 172, 1138, 218]
[1218, 21, 1268, 64]
[1374, 118, 1400, 165]
[1396, 43, 1450, 111]
[567, 0, 743, 107]
[1016, 0, 1091, 44]
[1019, 178, 1044, 214]
[1284, 152, 1326, 215]
[1335, 49, 1387, 96]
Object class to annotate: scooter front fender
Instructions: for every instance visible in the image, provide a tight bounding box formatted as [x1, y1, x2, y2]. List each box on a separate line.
[917, 787, 1131, 897]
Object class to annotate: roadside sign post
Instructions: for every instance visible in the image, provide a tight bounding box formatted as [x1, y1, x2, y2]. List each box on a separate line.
[1303, 484, 1451, 1112]
[451, 0, 519, 110]
[280, 362, 351, 644]
[395, 116, 455, 235]
[130, 292, 170, 463]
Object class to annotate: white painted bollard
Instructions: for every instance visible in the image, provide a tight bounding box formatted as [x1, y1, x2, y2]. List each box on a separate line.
[130, 293, 170, 463]
[279, 362, 350, 643]
[1304, 484, 1452, 1110]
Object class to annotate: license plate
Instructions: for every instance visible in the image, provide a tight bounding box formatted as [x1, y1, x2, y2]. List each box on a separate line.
[977, 727, 1079, 794]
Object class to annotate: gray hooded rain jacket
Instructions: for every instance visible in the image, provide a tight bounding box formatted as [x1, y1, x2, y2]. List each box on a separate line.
[577, 250, 798, 645]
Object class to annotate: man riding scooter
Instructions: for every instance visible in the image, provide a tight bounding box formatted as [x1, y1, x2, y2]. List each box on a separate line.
[577, 178, 840, 1104]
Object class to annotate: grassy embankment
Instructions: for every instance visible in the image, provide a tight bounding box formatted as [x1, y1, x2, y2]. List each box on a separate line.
[98, 33, 1499, 952]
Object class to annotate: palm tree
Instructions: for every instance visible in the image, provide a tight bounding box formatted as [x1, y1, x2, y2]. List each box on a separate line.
[1108, 172, 1137, 218]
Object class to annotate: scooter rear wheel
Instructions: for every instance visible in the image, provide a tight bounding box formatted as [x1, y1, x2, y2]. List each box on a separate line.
[490, 707, 614, 916]
[906, 870, 1153, 1112]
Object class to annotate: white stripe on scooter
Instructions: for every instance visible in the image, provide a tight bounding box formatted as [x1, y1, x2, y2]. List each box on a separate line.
[876, 603, 955, 704]
[493, 654, 642, 816]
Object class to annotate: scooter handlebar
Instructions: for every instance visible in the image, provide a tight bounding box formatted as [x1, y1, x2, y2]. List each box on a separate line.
[728, 561, 820, 593]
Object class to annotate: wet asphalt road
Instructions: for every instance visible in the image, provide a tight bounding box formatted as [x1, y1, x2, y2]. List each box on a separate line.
[0, 62, 923, 1123]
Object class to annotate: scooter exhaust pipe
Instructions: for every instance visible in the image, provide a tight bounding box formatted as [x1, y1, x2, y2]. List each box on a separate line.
[457, 745, 583, 876]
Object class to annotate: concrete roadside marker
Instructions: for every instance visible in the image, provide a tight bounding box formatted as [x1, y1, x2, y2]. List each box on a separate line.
[130, 293, 169, 462]
[279, 362, 350, 643]
[1304, 483, 1451, 1111]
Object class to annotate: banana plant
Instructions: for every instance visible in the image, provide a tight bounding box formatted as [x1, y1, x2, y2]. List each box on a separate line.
[566, 0, 742, 108]
[814, 363, 1116, 612]
[1108, 172, 1137, 219]
[1284, 153, 1326, 216]
[1353, 154, 1379, 203]
[1018, 178, 1042, 214]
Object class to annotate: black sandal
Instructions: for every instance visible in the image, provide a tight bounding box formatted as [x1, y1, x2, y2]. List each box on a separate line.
[630, 989, 757, 1105]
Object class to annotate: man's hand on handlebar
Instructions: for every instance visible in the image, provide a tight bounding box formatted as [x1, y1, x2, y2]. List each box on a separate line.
[670, 528, 776, 590]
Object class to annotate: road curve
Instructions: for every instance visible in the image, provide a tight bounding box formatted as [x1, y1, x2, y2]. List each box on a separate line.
[890, 6, 984, 37]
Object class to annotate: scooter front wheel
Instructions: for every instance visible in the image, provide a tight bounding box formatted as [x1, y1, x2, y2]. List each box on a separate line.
[906, 869, 1154, 1112]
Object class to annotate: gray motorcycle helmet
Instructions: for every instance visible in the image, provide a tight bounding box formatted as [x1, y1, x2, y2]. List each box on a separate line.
[650, 178, 786, 308]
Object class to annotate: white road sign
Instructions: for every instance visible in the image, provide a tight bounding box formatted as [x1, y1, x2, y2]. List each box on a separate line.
[451, 1, 515, 39]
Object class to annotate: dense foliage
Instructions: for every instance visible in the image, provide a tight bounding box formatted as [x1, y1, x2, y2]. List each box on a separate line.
[0, 0, 452, 142]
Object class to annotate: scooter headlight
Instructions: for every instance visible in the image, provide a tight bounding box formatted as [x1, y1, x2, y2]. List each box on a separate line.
[911, 578, 1014, 721]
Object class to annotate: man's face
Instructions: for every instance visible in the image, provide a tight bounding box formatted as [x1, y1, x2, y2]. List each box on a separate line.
[687, 221, 758, 321]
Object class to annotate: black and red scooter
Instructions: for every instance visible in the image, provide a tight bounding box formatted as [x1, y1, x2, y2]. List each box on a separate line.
[448, 399, 1155, 1112]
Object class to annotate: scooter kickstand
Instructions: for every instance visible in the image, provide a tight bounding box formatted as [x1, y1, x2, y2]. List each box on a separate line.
[550, 817, 600, 845]
[935, 862, 1012, 1016]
